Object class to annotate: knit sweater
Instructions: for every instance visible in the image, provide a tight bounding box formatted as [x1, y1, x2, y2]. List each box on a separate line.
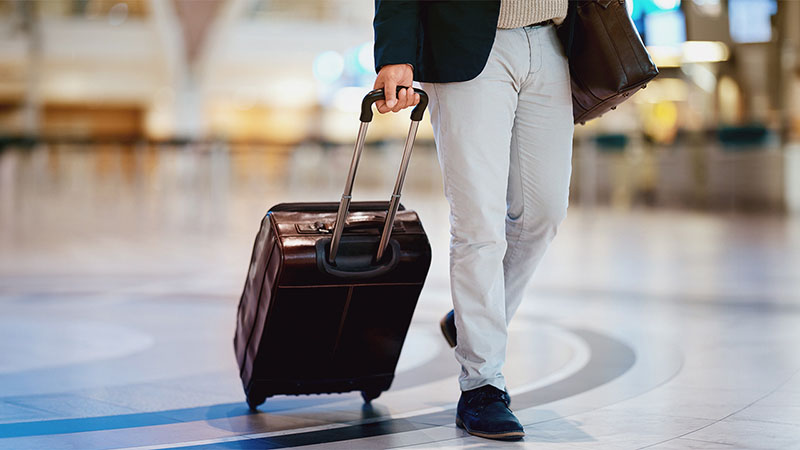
[497, 0, 569, 29]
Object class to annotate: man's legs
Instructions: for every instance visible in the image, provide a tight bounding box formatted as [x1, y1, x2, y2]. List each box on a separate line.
[421, 27, 528, 393]
[422, 23, 572, 442]
[503, 24, 574, 322]
[424, 24, 573, 392]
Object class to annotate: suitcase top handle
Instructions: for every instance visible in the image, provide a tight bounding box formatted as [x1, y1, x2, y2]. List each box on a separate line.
[329, 87, 428, 265]
[360, 87, 429, 123]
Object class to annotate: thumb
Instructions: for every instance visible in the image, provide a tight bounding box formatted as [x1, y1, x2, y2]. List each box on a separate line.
[384, 80, 397, 108]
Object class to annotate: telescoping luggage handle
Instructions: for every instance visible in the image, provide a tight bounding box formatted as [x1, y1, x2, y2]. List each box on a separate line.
[328, 86, 429, 264]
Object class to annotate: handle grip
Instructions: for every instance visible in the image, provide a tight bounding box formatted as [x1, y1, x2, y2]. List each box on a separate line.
[360, 86, 429, 122]
[317, 238, 401, 279]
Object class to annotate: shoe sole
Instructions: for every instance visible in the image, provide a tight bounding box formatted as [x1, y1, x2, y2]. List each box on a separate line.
[455, 416, 525, 441]
[439, 316, 457, 348]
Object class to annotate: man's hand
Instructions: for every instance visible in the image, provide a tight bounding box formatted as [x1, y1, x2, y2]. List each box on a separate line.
[373, 64, 421, 114]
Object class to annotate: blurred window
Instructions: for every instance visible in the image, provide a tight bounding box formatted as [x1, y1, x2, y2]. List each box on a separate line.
[643, 9, 686, 47]
[728, 0, 776, 43]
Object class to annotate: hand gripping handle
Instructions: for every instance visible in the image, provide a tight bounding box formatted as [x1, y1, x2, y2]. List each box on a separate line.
[328, 87, 428, 265]
[360, 86, 429, 122]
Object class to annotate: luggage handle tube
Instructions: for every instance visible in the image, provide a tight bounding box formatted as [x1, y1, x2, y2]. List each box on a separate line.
[376, 120, 419, 261]
[328, 122, 369, 263]
[329, 87, 428, 264]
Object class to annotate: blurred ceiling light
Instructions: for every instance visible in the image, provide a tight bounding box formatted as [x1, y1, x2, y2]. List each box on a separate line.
[145, 107, 174, 140]
[313, 51, 344, 84]
[647, 45, 682, 67]
[647, 41, 728, 67]
[681, 41, 729, 64]
[691, 0, 722, 16]
[653, 0, 681, 10]
[108, 3, 129, 26]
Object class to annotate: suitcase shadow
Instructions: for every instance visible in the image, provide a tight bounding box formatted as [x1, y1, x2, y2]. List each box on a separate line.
[204, 394, 378, 434]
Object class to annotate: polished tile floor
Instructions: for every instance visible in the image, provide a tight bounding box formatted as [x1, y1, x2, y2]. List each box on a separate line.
[1, 144, 799, 449]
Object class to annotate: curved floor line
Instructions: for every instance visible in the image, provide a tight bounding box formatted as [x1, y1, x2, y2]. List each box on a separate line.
[508, 324, 592, 396]
[0, 329, 453, 440]
[389, 332, 454, 390]
[125, 328, 636, 450]
[511, 329, 635, 408]
[0, 399, 341, 439]
[0, 326, 633, 449]
[0, 318, 584, 442]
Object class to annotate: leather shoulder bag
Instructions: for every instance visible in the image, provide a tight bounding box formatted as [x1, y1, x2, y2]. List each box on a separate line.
[557, 0, 660, 124]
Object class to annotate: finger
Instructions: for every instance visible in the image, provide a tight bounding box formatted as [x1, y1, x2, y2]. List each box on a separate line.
[392, 88, 407, 112]
[384, 80, 397, 109]
[412, 93, 420, 107]
[402, 90, 411, 108]
[403, 88, 416, 109]
[375, 99, 388, 114]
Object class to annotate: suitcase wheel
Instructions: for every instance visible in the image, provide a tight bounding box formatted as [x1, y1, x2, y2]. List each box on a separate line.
[247, 392, 267, 411]
[361, 389, 382, 404]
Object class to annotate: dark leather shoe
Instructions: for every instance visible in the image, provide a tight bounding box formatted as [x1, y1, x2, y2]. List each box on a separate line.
[439, 309, 457, 348]
[456, 385, 524, 441]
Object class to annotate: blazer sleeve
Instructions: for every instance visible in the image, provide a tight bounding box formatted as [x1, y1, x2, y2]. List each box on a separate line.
[373, 0, 420, 73]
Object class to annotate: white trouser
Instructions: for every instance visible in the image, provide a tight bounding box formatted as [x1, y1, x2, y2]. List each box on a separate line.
[421, 24, 574, 392]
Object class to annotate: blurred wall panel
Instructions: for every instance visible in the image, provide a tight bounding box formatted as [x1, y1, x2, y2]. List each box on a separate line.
[42, 104, 144, 140]
[684, 0, 732, 45]
[0, 102, 22, 135]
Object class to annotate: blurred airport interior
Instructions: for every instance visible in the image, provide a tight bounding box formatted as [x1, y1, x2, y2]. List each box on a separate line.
[0, 0, 799, 212]
[3, 2, 800, 449]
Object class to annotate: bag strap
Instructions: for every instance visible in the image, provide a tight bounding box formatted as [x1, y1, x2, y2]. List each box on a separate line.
[566, 0, 577, 56]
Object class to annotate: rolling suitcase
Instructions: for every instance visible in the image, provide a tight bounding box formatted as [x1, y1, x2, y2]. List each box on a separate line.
[234, 87, 432, 409]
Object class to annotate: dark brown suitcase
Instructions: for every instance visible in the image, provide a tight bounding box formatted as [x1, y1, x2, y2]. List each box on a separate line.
[234, 88, 432, 409]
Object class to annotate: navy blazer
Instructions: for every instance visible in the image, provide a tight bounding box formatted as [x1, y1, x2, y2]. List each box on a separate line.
[373, 1, 501, 83]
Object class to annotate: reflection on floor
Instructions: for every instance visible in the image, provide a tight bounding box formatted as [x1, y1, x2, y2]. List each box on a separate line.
[1, 145, 799, 449]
